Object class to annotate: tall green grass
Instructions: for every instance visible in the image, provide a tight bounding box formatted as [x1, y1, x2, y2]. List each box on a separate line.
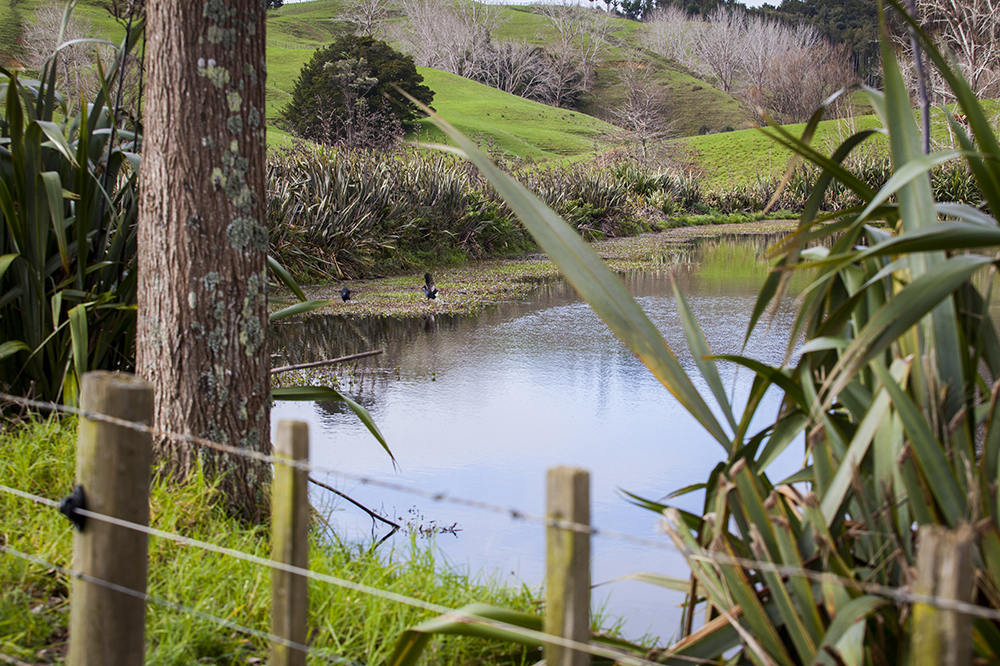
[0, 416, 543, 665]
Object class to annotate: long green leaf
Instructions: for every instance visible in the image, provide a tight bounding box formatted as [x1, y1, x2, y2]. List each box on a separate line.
[673, 281, 736, 432]
[271, 385, 393, 465]
[820, 254, 993, 412]
[67, 303, 88, 383]
[872, 363, 965, 526]
[40, 171, 69, 273]
[813, 596, 886, 666]
[269, 299, 334, 322]
[820, 358, 910, 524]
[0, 253, 17, 279]
[34, 120, 78, 167]
[268, 254, 308, 302]
[0, 340, 30, 360]
[406, 91, 731, 449]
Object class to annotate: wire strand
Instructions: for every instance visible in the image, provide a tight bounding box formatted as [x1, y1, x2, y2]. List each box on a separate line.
[6, 393, 1000, 649]
[4, 481, 999, 624]
[0, 485, 664, 666]
[0, 543, 361, 666]
[0, 392, 683, 552]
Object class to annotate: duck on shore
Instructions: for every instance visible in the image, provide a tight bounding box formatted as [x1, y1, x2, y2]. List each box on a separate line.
[422, 273, 439, 300]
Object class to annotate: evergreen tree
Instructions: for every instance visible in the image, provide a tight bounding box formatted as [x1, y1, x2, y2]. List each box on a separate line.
[281, 35, 434, 147]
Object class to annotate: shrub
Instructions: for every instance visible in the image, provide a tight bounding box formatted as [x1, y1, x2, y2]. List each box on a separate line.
[279, 35, 434, 148]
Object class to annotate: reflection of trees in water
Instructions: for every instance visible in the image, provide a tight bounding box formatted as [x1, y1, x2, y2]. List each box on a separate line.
[272, 314, 458, 366]
[271, 233, 807, 399]
[271, 314, 456, 400]
[270, 280, 584, 368]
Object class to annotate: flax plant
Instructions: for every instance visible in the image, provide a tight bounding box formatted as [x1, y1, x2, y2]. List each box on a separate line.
[388, 2, 1000, 662]
[0, 13, 143, 405]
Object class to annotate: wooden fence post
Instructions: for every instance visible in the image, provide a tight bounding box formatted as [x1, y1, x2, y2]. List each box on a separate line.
[545, 466, 591, 666]
[271, 420, 310, 666]
[68, 371, 154, 666]
[910, 524, 976, 666]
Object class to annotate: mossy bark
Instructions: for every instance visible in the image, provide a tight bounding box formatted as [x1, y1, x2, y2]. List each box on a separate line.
[137, 0, 270, 521]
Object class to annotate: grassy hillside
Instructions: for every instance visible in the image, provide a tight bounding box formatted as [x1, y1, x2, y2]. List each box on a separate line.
[1, 0, 752, 154]
[414, 68, 617, 160]
[490, 4, 751, 137]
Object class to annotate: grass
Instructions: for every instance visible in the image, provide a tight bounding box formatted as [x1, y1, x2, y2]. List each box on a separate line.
[0, 417, 551, 665]
[413, 69, 618, 160]
[676, 114, 887, 189]
[675, 101, 1000, 189]
[1, 0, 762, 158]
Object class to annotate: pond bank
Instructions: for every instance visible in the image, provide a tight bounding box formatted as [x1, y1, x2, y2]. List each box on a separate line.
[279, 219, 798, 318]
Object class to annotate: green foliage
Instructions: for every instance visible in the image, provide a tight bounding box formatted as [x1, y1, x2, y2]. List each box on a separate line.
[388, 4, 1000, 661]
[280, 34, 433, 146]
[0, 416, 542, 665]
[265, 144, 653, 281]
[0, 21, 143, 405]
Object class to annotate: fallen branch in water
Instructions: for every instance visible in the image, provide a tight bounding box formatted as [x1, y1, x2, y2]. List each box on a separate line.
[309, 476, 401, 530]
[271, 349, 384, 375]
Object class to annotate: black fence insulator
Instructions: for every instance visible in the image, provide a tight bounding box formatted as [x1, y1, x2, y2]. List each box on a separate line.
[59, 485, 87, 531]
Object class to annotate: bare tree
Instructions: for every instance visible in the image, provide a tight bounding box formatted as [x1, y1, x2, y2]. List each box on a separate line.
[764, 41, 855, 122]
[741, 17, 818, 93]
[608, 53, 671, 160]
[22, 4, 106, 103]
[691, 5, 746, 93]
[913, 0, 1000, 100]
[471, 40, 550, 98]
[535, 3, 612, 90]
[22, 3, 144, 119]
[393, 0, 503, 75]
[642, 6, 700, 70]
[346, 0, 392, 37]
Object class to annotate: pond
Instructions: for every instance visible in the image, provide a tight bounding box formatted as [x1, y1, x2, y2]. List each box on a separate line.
[270, 234, 806, 644]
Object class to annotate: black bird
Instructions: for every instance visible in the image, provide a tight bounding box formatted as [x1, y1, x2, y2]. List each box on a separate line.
[422, 273, 439, 300]
[340, 286, 351, 302]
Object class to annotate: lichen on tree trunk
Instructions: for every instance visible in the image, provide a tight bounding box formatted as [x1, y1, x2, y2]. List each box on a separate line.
[137, 0, 270, 522]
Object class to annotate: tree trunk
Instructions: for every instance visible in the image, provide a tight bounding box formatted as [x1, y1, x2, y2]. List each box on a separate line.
[138, 0, 270, 522]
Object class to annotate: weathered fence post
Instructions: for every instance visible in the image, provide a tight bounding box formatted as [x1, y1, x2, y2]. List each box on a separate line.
[68, 371, 154, 666]
[545, 466, 591, 666]
[910, 524, 976, 666]
[271, 420, 310, 666]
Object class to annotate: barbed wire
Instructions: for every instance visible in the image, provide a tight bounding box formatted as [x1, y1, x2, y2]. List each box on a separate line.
[5, 478, 1000, 664]
[6, 392, 1000, 645]
[0, 391, 688, 552]
[0, 485, 669, 666]
[0, 543, 361, 666]
[5, 479, 1000, 627]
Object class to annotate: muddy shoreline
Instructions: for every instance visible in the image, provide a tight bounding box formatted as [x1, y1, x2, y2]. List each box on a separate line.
[275, 220, 797, 318]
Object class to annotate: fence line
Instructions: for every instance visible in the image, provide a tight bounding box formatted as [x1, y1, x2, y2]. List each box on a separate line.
[2, 389, 994, 664]
[3, 480, 999, 625]
[0, 543, 360, 666]
[0, 391, 696, 551]
[0, 484, 666, 666]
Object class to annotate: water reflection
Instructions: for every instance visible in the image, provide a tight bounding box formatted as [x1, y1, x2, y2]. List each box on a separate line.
[270, 234, 804, 643]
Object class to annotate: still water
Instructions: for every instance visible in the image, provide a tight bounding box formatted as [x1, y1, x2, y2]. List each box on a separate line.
[270, 235, 804, 643]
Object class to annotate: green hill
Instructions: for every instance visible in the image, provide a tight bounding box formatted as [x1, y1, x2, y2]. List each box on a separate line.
[0, 0, 754, 155]
[413, 68, 618, 160]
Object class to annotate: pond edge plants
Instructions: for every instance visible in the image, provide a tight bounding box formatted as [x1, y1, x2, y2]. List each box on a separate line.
[387, 1, 1000, 662]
